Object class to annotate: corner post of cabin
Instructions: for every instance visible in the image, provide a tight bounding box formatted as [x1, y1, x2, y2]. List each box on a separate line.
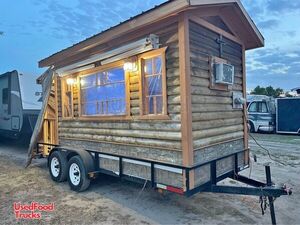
[178, 11, 194, 190]
[54, 74, 59, 145]
[242, 45, 249, 165]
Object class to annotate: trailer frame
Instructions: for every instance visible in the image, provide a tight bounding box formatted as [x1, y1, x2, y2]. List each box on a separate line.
[36, 142, 291, 225]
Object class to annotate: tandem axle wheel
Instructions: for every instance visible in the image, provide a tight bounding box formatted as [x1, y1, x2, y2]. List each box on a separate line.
[48, 150, 92, 192]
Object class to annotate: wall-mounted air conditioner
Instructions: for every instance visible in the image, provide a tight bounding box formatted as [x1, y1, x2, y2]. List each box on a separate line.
[214, 63, 234, 85]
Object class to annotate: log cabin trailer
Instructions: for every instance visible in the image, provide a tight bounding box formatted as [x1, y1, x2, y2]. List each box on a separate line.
[27, 1, 292, 223]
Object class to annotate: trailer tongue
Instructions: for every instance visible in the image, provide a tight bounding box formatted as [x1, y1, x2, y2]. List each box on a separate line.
[203, 165, 292, 225]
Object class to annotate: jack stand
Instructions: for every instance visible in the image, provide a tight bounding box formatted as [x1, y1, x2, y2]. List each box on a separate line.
[265, 165, 276, 225]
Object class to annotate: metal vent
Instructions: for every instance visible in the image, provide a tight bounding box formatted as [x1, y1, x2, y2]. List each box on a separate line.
[214, 63, 234, 85]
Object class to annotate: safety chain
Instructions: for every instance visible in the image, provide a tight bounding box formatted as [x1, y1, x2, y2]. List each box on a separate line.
[259, 195, 269, 215]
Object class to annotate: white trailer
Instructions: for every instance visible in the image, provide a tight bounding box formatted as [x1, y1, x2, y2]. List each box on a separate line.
[0, 70, 40, 141]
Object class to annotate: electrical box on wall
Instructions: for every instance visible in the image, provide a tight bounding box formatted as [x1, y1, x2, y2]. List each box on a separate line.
[214, 63, 235, 85]
[232, 92, 246, 109]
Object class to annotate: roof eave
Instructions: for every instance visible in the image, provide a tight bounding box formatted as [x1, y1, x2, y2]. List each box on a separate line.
[190, 0, 264, 50]
[235, 0, 264, 49]
[39, 0, 190, 68]
[39, 0, 264, 67]
[36, 67, 53, 84]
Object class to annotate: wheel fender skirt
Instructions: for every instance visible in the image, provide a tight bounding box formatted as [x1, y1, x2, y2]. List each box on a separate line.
[51, 147, 95, 174]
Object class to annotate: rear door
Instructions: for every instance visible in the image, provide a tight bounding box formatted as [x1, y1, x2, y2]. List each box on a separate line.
[277, 98, 300, 134]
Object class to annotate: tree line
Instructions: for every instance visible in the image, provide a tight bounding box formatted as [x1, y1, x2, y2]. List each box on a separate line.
[251, 86, 284, 98]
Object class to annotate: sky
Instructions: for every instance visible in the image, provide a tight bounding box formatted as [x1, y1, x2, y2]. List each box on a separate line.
[0, 0, 300, 104]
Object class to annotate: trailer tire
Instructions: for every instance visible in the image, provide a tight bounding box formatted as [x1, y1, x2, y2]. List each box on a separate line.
[49, 151, 68, 182]
[67, 155, 91, 192]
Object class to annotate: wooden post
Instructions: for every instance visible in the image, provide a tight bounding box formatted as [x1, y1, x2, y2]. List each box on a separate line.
[242, 45, 249, 165]
[54, 76, 59, 145]
[178, 12, 194, 189]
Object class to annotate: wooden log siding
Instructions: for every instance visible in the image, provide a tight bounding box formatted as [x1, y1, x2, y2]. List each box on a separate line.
[73, 84, 79, 117]
[57, 21, 183, 163]
[129, 70, 140, 116]
[189, 21, 244, 151]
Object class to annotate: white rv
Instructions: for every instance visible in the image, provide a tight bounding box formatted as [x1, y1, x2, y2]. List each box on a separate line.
[0, 70, 40, 141]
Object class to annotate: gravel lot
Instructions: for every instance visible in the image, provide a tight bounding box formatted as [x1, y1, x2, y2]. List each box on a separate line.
[0, 134, 299, 225]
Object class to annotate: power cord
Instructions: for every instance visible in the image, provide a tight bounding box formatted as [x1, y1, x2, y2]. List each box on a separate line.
[133, 179, 148, 203]
[249, 133, 287, 166]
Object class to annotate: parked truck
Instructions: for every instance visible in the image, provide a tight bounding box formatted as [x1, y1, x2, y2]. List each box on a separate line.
[247, 95, 300, 134]
[0, 70, 40, 142]
[247, 95, 276, 133]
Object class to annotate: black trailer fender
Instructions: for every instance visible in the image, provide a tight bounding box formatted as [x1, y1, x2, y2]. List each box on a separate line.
[49, 147, 95, 175]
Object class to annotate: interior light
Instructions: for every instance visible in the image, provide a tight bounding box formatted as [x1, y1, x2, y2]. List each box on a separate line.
[66, 78, 75, 85]
[80, 79, 85, 86]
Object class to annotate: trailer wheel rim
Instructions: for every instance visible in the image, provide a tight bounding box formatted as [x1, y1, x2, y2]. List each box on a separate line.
[69, 163, 81, 186]
[50, 157, 60, 177]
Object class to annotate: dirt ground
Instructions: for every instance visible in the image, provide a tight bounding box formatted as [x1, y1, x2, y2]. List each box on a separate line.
[0, 134, 299, 225]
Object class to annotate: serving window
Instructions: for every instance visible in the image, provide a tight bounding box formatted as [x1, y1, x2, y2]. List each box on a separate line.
[80, 66, 126, 116]
[60, 48, 169, 120]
